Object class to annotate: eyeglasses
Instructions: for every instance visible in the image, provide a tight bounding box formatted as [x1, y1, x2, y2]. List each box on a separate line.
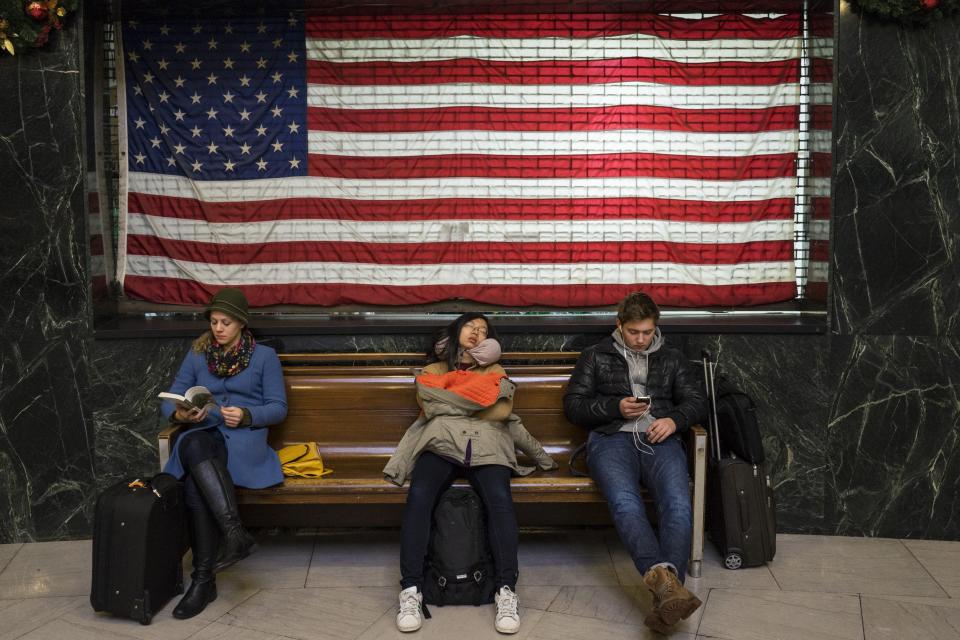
[464, 323, 488, 337]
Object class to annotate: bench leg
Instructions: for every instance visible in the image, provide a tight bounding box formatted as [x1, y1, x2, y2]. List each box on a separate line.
[688, 559, 702, 579]
[688, 427, 707, 580]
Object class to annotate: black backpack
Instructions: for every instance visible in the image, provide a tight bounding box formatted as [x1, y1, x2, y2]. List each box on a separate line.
[712, 377, 765, 464]
[422, 487, 497, 607]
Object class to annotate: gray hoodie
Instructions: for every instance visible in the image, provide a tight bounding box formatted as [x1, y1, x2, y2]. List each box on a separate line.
[611, 326, 664, 433]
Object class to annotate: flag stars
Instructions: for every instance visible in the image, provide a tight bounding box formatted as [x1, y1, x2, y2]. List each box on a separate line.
[206, 107, 219, 119]
[287, 121, 300, 134]
[127, 50, 140, 63]
[272, 38, 282, 49]
[223, 57, 235, 69]
[224, 23, 234, 35]
[173, 75, 186, 88]
[133, 117, 146, 129]
[192, 25, 202, 35]
[206, 73, 219, 85]
[287, 51, 299, 63]
[223, 124, 236, 137]
[238, 108, 252, 121]
[271, 71, 282, 83]
[256, 22, 267, 34]
[254, 91, 268, 104]
[133, 85, 143, 96]
[157, 58, 169, 70]
[256, 158, 268, 171]
[166, 156, 176, 167]
[142, 39, 153, 51]
[255, 57, 268, 69]
[287, 14, 298, 27]
[270, 105, 283, 117]
[149, 137, 161, 148]
[240, 41, 252, 53]
[224, 159, 236, 172]
[190, 126, 203, 138]
[239, 74, 251, 87]
[286, 86, 299, 99]
[159, 25, 170, 36]
[174, 42, 187, 54]
[289, 157, 301, 169]
[159, 123, 170, 135]
[173, 142, 187, 154]
[207, 141, 220, 154]
[190, 92, 202, 104]
[255, 124, 268, 136]
[158, 91, 170, 103]
[191, 159, 203, 173]
[142, 71, 155, 83]
[134, 152, 146, 164]
[222, 90, 235, 104]
[128, 19, 138, 29]
[207, 38, 218, 50]
[173, 109, 186, 121]
[271, 140, 283, 152]
[190, 58, 202, 70]
[239, 142, 252, 155]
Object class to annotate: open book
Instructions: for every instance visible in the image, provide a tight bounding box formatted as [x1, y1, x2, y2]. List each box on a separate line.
[158, 386, 217, 412]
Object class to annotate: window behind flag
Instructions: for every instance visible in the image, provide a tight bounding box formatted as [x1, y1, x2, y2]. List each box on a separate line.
[93, 3, 832, 310]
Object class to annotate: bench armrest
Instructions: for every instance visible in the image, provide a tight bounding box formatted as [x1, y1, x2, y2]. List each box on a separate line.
[685, 425, 708, 578]
[158, 423, 188, 471]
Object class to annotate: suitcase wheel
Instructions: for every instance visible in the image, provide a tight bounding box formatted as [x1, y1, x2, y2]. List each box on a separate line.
[140, 613, 152, 626]
[723, 552, 743, 570]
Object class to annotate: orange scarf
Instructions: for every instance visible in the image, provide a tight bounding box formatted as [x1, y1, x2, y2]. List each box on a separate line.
[416, 370, 506, 407]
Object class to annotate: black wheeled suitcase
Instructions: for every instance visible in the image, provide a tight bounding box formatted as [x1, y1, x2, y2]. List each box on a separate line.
[702, 352, 776, 569]
[91, 474, 185, 624]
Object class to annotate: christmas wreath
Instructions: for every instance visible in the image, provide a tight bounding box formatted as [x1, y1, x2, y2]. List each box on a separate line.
[850, 0, 960, 24]
[0, 0, 77, 55]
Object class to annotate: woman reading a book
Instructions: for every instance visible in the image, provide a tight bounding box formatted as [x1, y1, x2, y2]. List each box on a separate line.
[160, 288, 287, 620]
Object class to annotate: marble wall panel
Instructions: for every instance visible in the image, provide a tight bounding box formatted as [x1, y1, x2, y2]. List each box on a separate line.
[0, 16, 96, 543]
[825, 335, 960, 539]
[832, 5, 960, 336]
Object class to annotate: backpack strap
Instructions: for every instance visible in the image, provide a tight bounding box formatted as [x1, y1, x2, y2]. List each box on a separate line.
[568, 442, 589, 477]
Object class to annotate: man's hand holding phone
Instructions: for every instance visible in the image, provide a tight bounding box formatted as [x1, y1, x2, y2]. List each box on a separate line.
[619, 395, 651, 419]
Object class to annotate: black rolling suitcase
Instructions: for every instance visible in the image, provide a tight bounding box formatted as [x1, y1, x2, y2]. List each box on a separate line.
[702, 351, 776, 570]
[91, 474, 185, 624]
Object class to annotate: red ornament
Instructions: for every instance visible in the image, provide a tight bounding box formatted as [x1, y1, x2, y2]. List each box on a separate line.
[25, 1, 49, 22]
[921, 0, 939, 9]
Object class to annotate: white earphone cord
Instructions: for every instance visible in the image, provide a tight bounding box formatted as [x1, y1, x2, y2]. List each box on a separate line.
[619, 327, 655, 456]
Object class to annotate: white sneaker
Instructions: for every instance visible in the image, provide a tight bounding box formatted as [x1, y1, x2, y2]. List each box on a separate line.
[494, 586, 520, 634]
[396, 586, 423, 632]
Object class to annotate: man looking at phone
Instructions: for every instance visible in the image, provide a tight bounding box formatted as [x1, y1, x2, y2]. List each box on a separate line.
[563, 292, 706, 634]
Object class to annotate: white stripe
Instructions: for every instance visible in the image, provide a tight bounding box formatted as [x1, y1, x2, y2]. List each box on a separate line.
[811, 129, 831, 154]
[810, 219, 830, 242]
[129, 172, 801, 202]
[307, 81, 803, 110]
[90, 256, 106, 276]
[89, 214, 105, 240]
[124, 254, 795, 287]
[306, 35, 832, 64]
[811, 82, 831, 106]
[307, 129, 800, 157]
[127, 212, 794, 245]
[809, 260, 829, 282]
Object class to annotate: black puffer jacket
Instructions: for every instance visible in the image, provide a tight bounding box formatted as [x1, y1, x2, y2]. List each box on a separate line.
[563, 335, 706, 435]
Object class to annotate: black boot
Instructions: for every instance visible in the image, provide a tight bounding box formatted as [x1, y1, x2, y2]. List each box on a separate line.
[190, 458, 258, 573]
[173, 506, 219, 619]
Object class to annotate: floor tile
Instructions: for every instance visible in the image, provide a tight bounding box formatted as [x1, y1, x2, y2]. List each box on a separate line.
[769, 534, 947, 597]
[306, 531, 399, 588]
[59, 599, 212, 640]
[861, 595, 960, 640]
[0, 544, 22, 575]
[547, 585, 706, 636]
[216, 533, 315, 590]
[528, 610, 695, 640]
[0, 595, 85, 640]
[357, 599, 545, 640]
[219, 587, 394, 640]
[187, 622, 294, 640]
[0, 540, 91, 598]
[698, 589, 863, 640]
[518, 531, 618, 586]
[608, 531, 780, 590]
[901, 539, 960, 598]
[515, 586, 562, 611]
[18, 618, 144, 640]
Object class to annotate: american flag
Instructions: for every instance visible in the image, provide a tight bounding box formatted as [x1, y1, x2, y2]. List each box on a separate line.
[117, 11, 831, 307]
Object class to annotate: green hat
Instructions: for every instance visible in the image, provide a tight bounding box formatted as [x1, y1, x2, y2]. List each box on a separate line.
[205, 288, 249, 325]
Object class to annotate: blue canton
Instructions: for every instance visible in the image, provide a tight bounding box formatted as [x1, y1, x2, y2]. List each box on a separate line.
[123, 14, 308, 180]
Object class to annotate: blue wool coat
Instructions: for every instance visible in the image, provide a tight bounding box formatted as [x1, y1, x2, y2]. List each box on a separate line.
[161, 343, 287, 489]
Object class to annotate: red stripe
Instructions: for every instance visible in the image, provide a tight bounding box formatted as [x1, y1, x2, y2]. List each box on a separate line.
[129, 235, 792, 266]
[90, 235, 104, 255]
[306, 153, 797, 180]
[128, 192, 796, 224]
[811, 240, 830, 262]
[308, 105, 801, 133]
[805, 281, 827, 301]
[812, 105, 832, 130]
[811, 57, 832, 83]
[124, 276, 798, 307]
[812, 197, 830, 220]
[811, 152, 831, 178]
[306, 13, 803, 39]
[307, 58, 800, 87]
[810, 13, 833, 38]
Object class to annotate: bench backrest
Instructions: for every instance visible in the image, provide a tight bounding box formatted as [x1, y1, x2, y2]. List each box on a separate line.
[274, 355, 583, 466]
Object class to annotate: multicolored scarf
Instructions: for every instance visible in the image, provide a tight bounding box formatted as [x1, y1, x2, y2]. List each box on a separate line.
[205, 329, 255, 377]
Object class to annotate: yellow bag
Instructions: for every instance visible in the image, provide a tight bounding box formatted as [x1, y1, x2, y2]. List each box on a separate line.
[276, 442, 333, 478]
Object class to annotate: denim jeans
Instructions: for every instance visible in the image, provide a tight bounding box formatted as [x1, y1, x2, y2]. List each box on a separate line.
[400, 451, 519, 591]
[588, 430, 692, 581]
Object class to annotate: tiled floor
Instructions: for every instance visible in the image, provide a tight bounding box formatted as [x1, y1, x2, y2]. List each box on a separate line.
[1, 530, 958, 639]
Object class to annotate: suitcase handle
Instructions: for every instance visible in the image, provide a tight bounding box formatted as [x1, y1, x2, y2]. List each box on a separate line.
[738, 488, 751, 532]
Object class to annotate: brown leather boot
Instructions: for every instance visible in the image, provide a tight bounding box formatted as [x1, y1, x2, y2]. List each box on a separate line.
[642, 565, 702, 627]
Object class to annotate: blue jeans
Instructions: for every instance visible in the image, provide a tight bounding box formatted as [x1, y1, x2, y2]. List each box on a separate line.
[588, 430, 692, 581]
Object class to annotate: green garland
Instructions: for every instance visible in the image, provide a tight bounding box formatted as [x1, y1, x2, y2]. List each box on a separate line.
[0, 0, 78, 55]
[850, 0, 960, 25]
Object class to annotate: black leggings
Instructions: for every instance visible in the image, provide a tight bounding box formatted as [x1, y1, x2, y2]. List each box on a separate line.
[178, 429, 228, 511]
[400, 451, 519, 591]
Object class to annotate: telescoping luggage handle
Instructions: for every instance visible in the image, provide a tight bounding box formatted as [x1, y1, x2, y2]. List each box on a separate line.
[701, 350, 722, 464]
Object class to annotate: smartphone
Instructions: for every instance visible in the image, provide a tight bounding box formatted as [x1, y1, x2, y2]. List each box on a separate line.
[635, 395, 651, 405]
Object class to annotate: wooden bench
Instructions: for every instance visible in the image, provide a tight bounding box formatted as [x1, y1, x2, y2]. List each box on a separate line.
[159, 352, 707, 577]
